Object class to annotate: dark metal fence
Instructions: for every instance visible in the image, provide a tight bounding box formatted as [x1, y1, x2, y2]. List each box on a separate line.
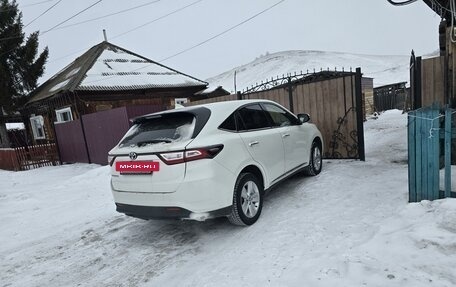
[373, 82, 407, 112]
[55, 105, 164, 165]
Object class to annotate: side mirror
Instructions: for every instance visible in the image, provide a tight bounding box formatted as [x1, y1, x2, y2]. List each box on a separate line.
[297, 113, 310, 124]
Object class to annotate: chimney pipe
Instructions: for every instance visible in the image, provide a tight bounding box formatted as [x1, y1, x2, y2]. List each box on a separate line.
[103, 29, 107, 42]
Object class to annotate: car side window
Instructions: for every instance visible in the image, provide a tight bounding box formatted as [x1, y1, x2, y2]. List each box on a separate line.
[262, 103, 299, 127]
[237, 104, 271, 131]
[219, 113, 236, 131]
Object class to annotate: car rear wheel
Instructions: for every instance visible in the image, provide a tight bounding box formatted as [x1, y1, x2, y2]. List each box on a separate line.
[228, 173, 263, 226]
[306, 141, 322, 176]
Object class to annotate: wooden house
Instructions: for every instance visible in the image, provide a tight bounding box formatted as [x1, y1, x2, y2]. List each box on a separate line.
[23, 41, 210, 144]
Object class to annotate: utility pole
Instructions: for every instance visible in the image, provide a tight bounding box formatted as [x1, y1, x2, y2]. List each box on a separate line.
[234, 70, 237, 94]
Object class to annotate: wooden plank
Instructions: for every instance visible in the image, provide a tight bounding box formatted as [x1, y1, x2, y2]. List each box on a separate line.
[445, 107, 452, 198]
[280, 88, 289, 109]
[303, 82, 312, 116]
[422, 108, 430, 200]
[434, 57, 445, 105]
[416, 109, 423, 202]
[408, 112, 417, 202]
[321, 80, 331, 156]
[429, 105, 440, 200]
[328, 78, 339, 156]
[293, 84, 303, 114]
[331, 77, 346, 159]
[315, 81, 326, 152]
[309, 82, 319, 128]
[421, 60, 432, 107]
[345, 76, 356, 158]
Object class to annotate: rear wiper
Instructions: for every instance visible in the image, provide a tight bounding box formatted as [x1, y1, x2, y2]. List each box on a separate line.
[137, 139, 172, 146]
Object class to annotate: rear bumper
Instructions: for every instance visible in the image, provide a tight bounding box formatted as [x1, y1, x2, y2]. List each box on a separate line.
[115, 203, 231, 221]
[111, 158, 236, 218]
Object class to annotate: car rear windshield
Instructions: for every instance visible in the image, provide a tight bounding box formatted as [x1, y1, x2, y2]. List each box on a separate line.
[119, 113, 196, 148]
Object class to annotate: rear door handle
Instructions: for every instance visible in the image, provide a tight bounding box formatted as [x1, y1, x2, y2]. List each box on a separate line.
[282, 133, 290, 138]
[249, 141, 259, 147]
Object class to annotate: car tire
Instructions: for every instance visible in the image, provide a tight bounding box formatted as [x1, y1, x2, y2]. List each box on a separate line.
[305, 141, 322, 176]
[228, 173, 263, 226]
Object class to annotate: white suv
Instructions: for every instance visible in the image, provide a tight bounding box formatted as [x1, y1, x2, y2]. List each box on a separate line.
[108, 100, 323, 225]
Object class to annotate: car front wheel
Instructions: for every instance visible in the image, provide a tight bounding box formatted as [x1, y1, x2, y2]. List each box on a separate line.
[228, 173, 263, 226]
[306, 141, 322, 176]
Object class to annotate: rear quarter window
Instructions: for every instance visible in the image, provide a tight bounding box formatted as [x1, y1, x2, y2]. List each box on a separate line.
[219, 113, 236, 131]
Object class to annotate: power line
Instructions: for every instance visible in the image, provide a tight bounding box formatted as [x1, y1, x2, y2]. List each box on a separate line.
[24, 0, 63, 28]
[48, 0, 204, 63]
[52, 0, 161, 31]
[82, 0, 286, 85]
[111, 0, 204, 40]
[0, 0, 99, 41]
[21, 0, 56, 8]
[0, 0, 55, 13]
[41, 0, 103, 35]
[160, 0, 285, 62]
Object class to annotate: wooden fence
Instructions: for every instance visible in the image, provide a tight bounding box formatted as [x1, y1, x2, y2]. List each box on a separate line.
[0, 148, 20, 171]
[410, 55, 446, 109]
[188, 69, 365, 160]
[373, 82, 407, 112]
[0, 143, 59, 171]
[408, 104, 455, 202]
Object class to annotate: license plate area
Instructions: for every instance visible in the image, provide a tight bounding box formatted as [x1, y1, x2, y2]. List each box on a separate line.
[116, 161, 160, 174]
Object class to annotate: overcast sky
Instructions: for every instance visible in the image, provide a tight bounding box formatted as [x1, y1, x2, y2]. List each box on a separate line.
[15, 0, 441, 83]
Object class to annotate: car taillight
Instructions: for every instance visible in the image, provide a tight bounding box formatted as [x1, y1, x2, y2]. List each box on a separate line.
[108, 155, 116, 166]
[158, 145, 224, 165]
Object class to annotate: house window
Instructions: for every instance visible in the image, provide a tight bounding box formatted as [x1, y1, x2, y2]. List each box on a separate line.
[30, 116, 45, 140]
[55, 107, 73, 123]
[175, 98, 188, 106]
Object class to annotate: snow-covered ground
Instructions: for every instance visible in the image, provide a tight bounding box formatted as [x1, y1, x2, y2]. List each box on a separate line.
[1, 110, 456, 287]
[206, 50, 419, 93]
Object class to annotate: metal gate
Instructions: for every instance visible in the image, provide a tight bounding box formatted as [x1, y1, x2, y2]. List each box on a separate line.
[241, 69, 365, 160]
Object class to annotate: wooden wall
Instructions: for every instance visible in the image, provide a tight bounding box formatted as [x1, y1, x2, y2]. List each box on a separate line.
[187, 94, 238, 106]
[421, 56, 445, 107]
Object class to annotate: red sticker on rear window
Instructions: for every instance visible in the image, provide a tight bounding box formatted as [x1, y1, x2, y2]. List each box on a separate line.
[116, 161, 160, 173]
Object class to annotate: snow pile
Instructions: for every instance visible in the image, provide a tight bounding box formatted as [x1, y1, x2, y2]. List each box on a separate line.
[1, 110, 456, 286]
[206, 50, 410, 93]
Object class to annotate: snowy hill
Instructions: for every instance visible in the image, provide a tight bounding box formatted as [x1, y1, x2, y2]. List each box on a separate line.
[206, 50, 411, 93]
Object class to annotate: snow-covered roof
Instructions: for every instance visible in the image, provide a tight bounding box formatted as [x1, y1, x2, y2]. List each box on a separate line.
[194, 85, 229, 95]
[28, 41, 207, 103]
[6, 123, 25, 130]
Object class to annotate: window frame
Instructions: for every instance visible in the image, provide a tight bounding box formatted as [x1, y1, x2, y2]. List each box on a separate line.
[235, 103, 272, 132]
[260, 102, 301, 127]
[30, 115, 46, 140]
[55, 107, 73, 123]
[174, 98, 188, 106]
